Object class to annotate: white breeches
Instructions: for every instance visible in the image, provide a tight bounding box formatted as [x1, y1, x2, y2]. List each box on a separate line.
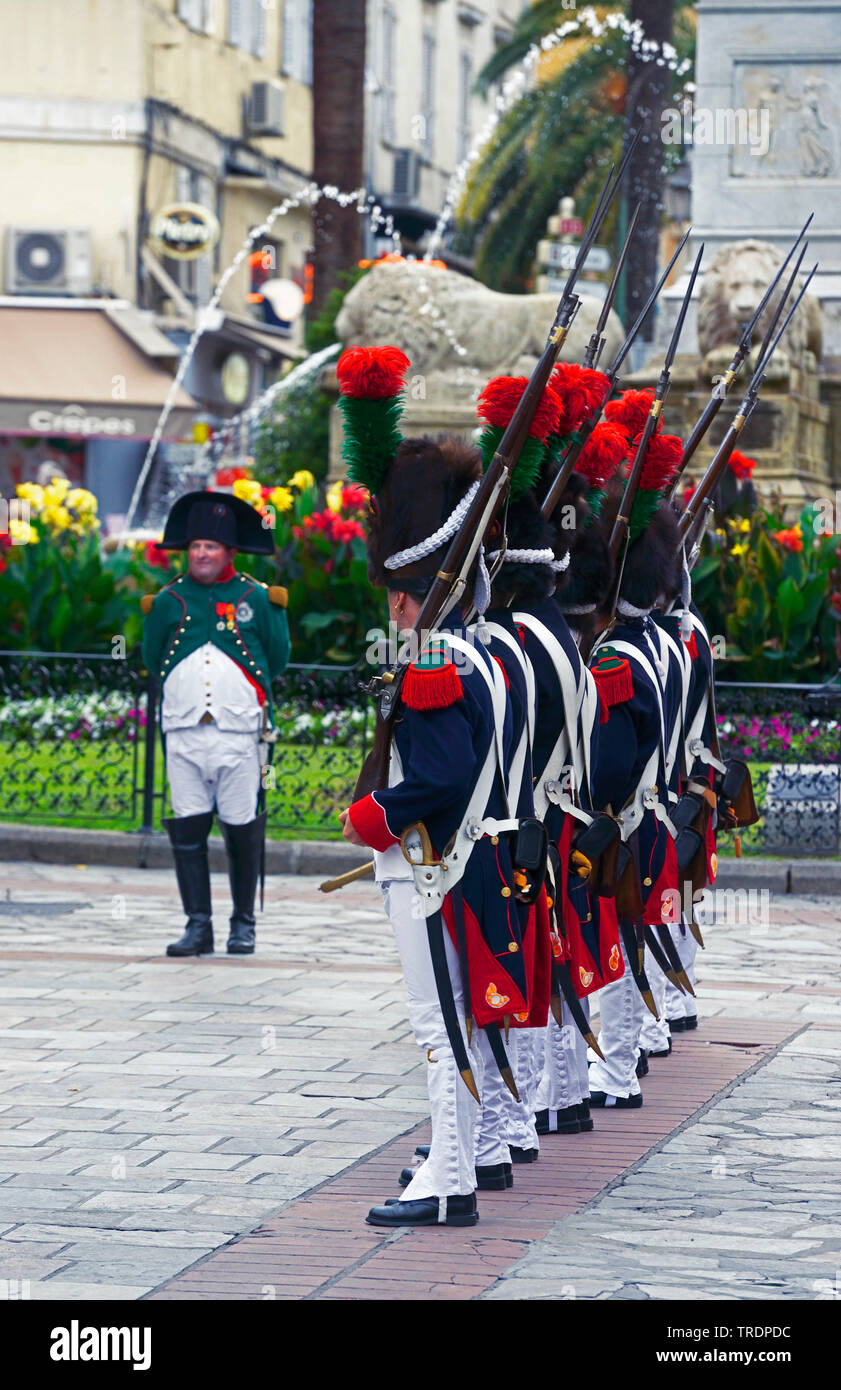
[588, 937, 644, 1099]
[663, 917, 699, 1020]
[167, 725, 261, 824]
[536, 994, 590, 1112]
[381, 880, 482, 1199]
[639, 945, 672, 1054]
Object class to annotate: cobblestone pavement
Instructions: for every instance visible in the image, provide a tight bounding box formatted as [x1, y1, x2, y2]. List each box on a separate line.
[0, 862, 839, 1300]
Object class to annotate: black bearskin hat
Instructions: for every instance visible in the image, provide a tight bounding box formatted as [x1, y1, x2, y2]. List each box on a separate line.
[554, 473, 615, 616]
[365, 434, 483, 596]
[490, 491, 556, 607]
[599, 483, 682, 613]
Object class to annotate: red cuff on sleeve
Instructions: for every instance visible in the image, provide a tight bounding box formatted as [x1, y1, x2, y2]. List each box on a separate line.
[347, 792, 400, 852]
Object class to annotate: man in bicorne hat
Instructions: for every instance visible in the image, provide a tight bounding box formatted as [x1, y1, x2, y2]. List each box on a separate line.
[141, 491, 290, 957]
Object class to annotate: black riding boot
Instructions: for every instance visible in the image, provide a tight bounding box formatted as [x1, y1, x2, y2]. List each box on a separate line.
[219, 811, 267, 954]
[164, 811, 214, 957]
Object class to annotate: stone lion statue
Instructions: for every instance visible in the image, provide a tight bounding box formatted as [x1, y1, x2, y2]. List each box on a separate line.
[335, 261, 625, 391]
[697, 238, 822, 364]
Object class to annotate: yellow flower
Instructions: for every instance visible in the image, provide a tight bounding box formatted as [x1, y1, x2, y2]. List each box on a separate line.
[232, 478, 264, 507]
[738, 518, 750, 533]
[289, 469, 315, 491]
[731, 542, 748, 558]
[67, 487, 98, 514]
[44, 478, 71, 502]
[269, 486, 294, 513]
[326, 479, 343, 513]
[17, 482, 44, 508]
[42, 504, 71, 530]
[8, 517, 36, 545]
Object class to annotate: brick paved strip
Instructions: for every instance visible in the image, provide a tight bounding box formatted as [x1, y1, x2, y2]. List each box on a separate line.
[148, 1016, 798, 1302]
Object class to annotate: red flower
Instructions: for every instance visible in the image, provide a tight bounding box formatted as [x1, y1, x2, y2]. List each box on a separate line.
[333, 518, 365, 543]
[773, 525, 803, 553]
[144, 541, 171, 570]
[341, 483, 369, 511]
[551, 362, 610, 435]
[631, 430, 684, 493]
[830, 593, 841, 612]
[337, 345, 411, 399]
[215, 466, 249, 486]
[605, 388, 659, 440]
[728, 450, 757, 481]
[477, 376, 562, 441]
[575, 421, 627, 487]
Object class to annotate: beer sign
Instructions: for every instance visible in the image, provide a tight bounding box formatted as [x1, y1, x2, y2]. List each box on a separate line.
[148, 203, 221, 261]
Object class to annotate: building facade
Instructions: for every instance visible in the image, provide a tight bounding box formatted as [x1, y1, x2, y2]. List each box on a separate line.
[363, 0, 529, 258]
[0, 0, 315, 528]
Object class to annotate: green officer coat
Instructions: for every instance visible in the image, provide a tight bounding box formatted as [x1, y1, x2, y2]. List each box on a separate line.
[141, 570, 290, 714]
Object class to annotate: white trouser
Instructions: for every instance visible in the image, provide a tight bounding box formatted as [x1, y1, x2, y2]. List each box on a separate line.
[536, 995, 589, 1113]
[663, 917, 699, 1020]
[511, 1028, 541, 1152]
[167, 724, 261, 824]
[381, 881, 482, 1200]
[639, 946, 671, 1054]
[474, 1031, 514, 1167]
[588, 938, 644, 1099]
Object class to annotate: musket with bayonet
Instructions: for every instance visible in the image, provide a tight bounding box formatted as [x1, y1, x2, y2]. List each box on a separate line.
[679, 259, 818, 550]
[668, 214, 814, 502]
[353, 150, 639, 803]
[680, 243, 808, 562]
[605, 244, 705, 593]
[582, 201, 642, 371]
[540, 226, 693, 523]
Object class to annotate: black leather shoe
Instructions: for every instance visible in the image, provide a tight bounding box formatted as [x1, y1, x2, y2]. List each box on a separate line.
[535, 1106, 580, 1135]
[367, 1193, 479, 1227]
[509, 1145, 539, 1163]
[166, 922, 214, 957]
[668, 1016, 687, 1033]
[635, 1049, 650, 1078]
[577, 1101, 595, 1132]
[650, 1038, 673, 1058]
[589, 1090, 643, 1109]
[220, 811, 267, 954]
[164, 812, 214, 957]
[684, 1015, 699, 1030]
[399, 1162, 511, 1191]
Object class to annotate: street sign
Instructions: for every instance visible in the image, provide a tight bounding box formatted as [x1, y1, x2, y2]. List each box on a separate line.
[537, 274, 609, 300]
[539, 241, 613, 273]
[560, 217, 583, 236]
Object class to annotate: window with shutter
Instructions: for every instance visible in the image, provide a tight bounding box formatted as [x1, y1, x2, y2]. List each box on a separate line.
[228, 0, 244, 47]
[458, 49, 471, 163]
[421, 29, 436, 159]
[252, 0, 266, 58]
[381, 4, 396, 145]
[281, 0, 296, 76]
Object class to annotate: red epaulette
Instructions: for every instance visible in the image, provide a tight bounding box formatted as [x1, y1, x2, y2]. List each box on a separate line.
[402, 642, 464, 711]
[591, 648, 633, 723]
[684, 631, 699, 661]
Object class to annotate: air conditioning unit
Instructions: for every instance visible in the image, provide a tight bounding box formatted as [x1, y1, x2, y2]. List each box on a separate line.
[245, 81, 285, 137]
[6, 228, 93, 295]
[392, 149, 421, 203]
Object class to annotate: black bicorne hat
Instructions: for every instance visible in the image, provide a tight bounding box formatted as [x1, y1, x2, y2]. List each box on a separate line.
[158, 490, 275, 555]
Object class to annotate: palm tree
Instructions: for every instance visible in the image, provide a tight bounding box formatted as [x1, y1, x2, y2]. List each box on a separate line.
[311, 0, 366, 315]
[456, 1, 695, 318]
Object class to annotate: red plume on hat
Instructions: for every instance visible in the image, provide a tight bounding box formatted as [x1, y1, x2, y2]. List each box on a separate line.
[550, 362, 610, 438]
[605, 388, 660, 442]
[628, 430, 683, 540]
[336, 345, 411, 493]
[727, 449, 757, 481]
[575, 421, 628, 490]
[476, 376, 562, 500]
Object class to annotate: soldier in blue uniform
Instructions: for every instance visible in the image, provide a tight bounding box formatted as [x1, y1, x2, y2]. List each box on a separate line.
[141, 491, 290, 957]
[335, 346, 534, 1228]
[587, 487, 685, 1107]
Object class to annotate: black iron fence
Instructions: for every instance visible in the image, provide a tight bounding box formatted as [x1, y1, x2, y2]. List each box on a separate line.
[0, 652, 839, 855]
